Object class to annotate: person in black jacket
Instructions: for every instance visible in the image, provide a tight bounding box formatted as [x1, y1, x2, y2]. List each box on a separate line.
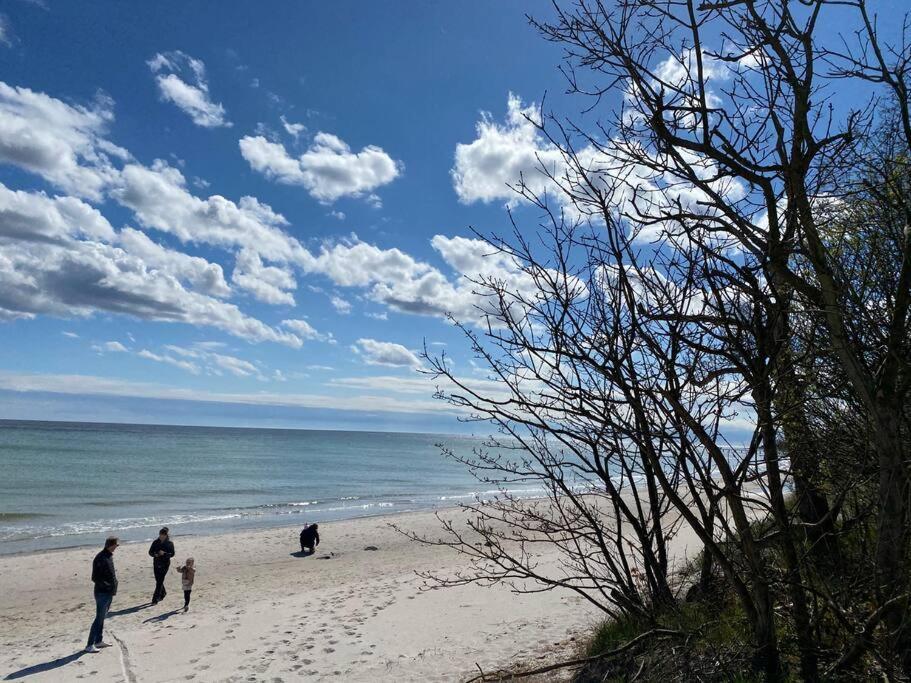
[148, 526, 175, 604]
[85, 536, 119, 653]
[299, 523, 319, 554]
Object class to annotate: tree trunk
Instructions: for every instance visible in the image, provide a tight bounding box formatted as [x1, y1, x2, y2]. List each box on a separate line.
[872, 401, 911, 671]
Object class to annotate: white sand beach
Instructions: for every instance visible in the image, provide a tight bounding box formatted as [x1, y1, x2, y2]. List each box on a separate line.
[0, 509, 618, 683]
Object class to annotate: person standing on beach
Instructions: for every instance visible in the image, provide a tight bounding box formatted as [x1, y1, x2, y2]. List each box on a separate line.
[86, 536, 118, 653]
[176, 557, 195, 612]
[299, 523, 319, 554]
[148, 527, 175, 604]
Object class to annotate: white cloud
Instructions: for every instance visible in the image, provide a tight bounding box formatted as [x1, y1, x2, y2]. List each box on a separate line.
[231, 248, 296, 305]
[117, 227, 231, 298]
[0, 220, 302, 346]
[280, 115, 306, 138]
[0, 80, 552, 340]
[238, 132, 401, 203]
[137, 348, 201, 375]
[0, 82, 126, 201]
[148, 51, 231, 128]
[330, 295, 352, 314]
[0, 182, 116, 243]
[92, 340, 128, 353]
[453, 93, 747, 239]
[281, 318, 334, 343]
[352, 338, 422, 368]
[62, 331, 79, 338]
[113, 160, 306, 263]
[209, 352, 260, 378]
[0, 14, 12, 47]
[452, 93, 564, 205]
[160, 343, 272, 380]
[0, 371, 452, 415]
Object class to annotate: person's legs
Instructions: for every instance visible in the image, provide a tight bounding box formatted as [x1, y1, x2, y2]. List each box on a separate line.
[183, 589, 191, 609]
[152, 566, 163, 602]
[153, 564, 169, 602]
[87, 592, 112, 648]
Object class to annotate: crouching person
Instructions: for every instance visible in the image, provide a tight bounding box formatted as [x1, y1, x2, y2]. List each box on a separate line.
[299, 523, 319, 554]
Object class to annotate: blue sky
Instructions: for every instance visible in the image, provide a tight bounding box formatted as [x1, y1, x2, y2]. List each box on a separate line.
[1, 1, 901, 434]
[0, 1, 577, 431]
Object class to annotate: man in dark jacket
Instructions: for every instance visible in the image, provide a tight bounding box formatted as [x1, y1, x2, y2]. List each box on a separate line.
[148, 526, 175, 604]
[86, 536, 119, 653]
[299, 523, 319, 554]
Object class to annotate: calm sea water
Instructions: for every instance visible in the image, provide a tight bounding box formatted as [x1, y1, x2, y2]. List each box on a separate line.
[0, 420, 538, 555]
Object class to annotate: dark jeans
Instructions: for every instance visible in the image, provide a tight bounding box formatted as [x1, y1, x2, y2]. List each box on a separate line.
[183, 589, 191, 608]
[152, 563, 169, 602]
[87, 591, 113, 647]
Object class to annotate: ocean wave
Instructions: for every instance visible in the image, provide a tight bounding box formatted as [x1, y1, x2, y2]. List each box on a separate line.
[0, 512, 53, 522]
[0, 487, 553, 545]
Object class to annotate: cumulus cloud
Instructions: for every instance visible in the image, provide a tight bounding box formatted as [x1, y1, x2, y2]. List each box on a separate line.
[0, 183, 116, 243]
[330, 295, 351, 314]
[0, 189, 301, 346]
[0, 82, 126, 200]
[0, 80, 550, 342]
[280, 318, 334, 343]
[352, 338, 422, 368]
[117, 227, 231, 298]
[452, 93, 563, 205]
[0, 83, 313, 344]
[238, 132, 401, 203]
[231, 248, 296, 305]
[148, 51, 231, 128]
[453, 93, 746, 237]
[113, 160, 305, 263]
[0, 234, 302, 345]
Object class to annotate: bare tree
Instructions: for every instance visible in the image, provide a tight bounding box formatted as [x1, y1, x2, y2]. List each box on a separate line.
[407, 0, 911, 679]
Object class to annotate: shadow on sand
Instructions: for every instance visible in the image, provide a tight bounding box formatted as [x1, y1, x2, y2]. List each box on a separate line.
[143, 609, 182, 623]
[290, 550, 315, 558]
[108, 602, 152, 617]
[4, 651, 87, 680]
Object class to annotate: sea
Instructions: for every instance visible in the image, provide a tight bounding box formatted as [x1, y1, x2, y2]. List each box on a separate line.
[0, 419, 541, 555]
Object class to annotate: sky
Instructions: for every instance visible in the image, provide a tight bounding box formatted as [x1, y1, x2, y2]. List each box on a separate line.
[0, 0, 580, 431]
[1, 1, 901, 434]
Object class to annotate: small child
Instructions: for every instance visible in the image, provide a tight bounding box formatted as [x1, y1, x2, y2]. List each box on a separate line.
[176, 558, 195, 612]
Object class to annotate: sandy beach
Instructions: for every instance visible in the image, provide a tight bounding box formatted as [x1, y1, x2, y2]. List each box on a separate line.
[0, 509, 619, 682]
